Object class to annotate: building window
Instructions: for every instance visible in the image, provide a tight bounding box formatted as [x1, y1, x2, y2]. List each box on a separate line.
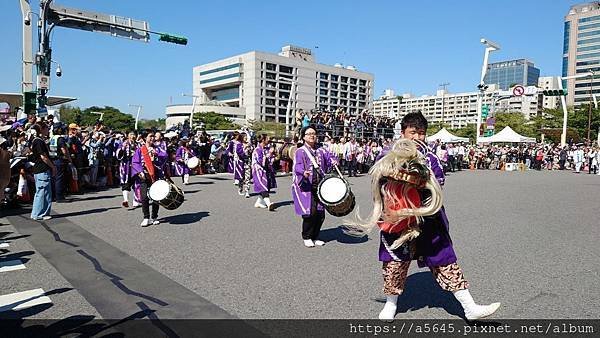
[279, 83, 292, 91]
[266, 72, 277, 80]
[341, 76, 348, 83]
[320, 89, 328, 95]
[320, 73, 329, 80]
[266, 63, 277, 71]
[359, 79, 366, 86]
[266, 90, 276, 97]
[199, 73, 240, 84]
[349, 78, 357, 85]
[331, 90, 338, 97]
[199, 63, 240, 76]
[279, 65, 293, 74]
[266, 81, 277, 89]
[320, 81, 328, 88]
[331, 75, 339, 82]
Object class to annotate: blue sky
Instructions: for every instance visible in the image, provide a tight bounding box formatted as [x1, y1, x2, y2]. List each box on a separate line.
[0, 0, 585, 119]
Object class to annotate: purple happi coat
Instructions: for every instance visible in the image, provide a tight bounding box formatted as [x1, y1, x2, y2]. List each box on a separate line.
[131, 144, 167, 181]
[174, 146, 195, 176]
[378, 139, 456, 268]
[291, 144, 332, 216]
[226, 140, 234, 173]
[252, 145, 277, 193]
[117, 140, 136, 185]
[233, 141, 246, 181]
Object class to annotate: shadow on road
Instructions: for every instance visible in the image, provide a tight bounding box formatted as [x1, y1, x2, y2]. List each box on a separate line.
[56, 207, 121, 218]
[390, 271, 465, 318]
[319, 226, 368, 244]
[164, 211, 210, 225]
[67, 195, 118, 202]
[0, 250, 35, 265]
[185, 181, 214, 186]
[272, 200, 293, 210]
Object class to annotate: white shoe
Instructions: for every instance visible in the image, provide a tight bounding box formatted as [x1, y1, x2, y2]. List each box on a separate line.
[151, 219, 160, 225]
[245, 192, 250, 198]
[314, 240, 325, 246]
[140, 218, 150, 227]
[42, 215, 52, 220]
[132, 202, 141, 208]
[303, 239, 315, 247]
[254, 200, 267, 208]
[233, 179, 239, 185]
[378, 295, 398, 322]
[454, 289, 501, 320]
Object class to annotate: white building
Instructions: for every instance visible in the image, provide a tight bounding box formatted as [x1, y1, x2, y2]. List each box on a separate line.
[373, 87, 543, 129]
[166, 45, 374, 128]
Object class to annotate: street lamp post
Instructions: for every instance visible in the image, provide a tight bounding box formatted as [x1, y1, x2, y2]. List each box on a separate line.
[129, 104, 143, 130]
[439, 82, 449, 127]
[279, 77, 297, 136]
[558, 72, 594, 146]
[476, 38, 500, 143]
[182, 93, 200, 128]
[588, 70, 595, 141]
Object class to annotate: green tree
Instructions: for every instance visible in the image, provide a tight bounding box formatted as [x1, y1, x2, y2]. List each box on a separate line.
[81, 106, 135, 131]
[192, 111, 236, 130]
[450, 124, 476, 143]
[57, 104, 82, 125]
[249, 120, 286, 138]
[493, 112, 537, 138]
[139, 118, 166, 130]
[570, 104, 600, 141]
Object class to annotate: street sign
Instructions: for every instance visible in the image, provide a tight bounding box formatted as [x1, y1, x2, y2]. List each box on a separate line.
[48, 4, 150, 42]
[37, 75, 50, 90]
[512, 85, 525, 96]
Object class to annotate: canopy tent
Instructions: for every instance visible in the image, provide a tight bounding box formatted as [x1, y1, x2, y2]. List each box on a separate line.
[477, 126, 536, 143]
[426, 128, 469, 143]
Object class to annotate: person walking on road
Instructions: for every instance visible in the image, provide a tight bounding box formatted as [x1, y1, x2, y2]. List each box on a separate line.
[29, 124, 57, 221]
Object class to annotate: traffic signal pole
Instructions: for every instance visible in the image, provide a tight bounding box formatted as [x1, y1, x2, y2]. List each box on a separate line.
[558, 72, 594, 147]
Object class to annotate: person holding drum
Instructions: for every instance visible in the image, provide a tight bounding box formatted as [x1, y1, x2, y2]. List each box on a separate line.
[131, 131, 167, 227]
[252, 134, 277, 210]
[292, 126, 333, 248]
[174, 137, 196, 185]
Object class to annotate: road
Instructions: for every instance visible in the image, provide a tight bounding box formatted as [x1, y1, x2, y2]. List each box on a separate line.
[1, 169, 599, 325]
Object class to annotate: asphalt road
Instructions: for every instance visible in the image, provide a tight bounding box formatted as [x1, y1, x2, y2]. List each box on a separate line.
[2, 169, 599, 321]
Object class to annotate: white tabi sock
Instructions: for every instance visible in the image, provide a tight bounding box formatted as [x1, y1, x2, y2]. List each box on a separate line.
[122, 190, 129, 202]
[378, 295, 398, 322]
[184, 174, 189, 184]
[453, 289, 501, 320]
[254, 196, 267, 208]
[263, 197, 272, 206]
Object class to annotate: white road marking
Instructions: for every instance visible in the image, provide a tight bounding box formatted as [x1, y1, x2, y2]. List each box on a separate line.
[0, 259, 26, 273]
[0, 288, 52, 312]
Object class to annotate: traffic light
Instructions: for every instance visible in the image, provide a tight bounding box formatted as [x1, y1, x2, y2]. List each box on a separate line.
[481, 104, 489, 118]
[542, 89, 567, 96]
[158, 33, 188, 45]
[23, 91, 37, 115]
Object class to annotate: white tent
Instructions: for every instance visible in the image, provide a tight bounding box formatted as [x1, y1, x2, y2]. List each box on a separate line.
[426, 128, 470, 143]
[477, 126, 536, 143]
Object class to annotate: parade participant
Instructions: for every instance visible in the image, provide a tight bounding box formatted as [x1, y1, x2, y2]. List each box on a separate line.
[346, 112, 500, 321]
[174, 137, 195, 185]
[116, 131, 138, 207]
[252, 134, 276, 210]
[131, 131, 167, 227]
[233, 133, 248, 196]
[292, 126, 332, 247]
[227, 131, 239, 184]
[154, 131, 170, 178]
[48, 122, 71, 202]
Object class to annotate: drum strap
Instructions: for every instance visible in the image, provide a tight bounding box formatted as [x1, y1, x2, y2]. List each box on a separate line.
[303, 147, 320, 170]
[141, 145, 156, 183]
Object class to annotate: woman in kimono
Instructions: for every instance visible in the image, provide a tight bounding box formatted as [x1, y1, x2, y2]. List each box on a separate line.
[291, 126, 332, 248]
[174, 137, 195, 185]
[252, 134, 277, 210]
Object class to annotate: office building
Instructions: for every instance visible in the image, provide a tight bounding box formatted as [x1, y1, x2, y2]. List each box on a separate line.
[563, 2, 600, 106]
[166, 45, 374, 128]
[484, 59, 540, 91]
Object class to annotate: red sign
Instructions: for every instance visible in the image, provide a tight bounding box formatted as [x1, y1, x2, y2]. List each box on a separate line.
[512, 85, 525, 96]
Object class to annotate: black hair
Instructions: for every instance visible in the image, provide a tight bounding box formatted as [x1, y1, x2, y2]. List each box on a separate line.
[257, 133, 268, 144]
[401, 111, 428, 132]
[300, 125, 316, 139]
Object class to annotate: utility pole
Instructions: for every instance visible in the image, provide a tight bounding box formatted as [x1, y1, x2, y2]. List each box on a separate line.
[439, 82, 449, 127]
[588, 70, 595, 141]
